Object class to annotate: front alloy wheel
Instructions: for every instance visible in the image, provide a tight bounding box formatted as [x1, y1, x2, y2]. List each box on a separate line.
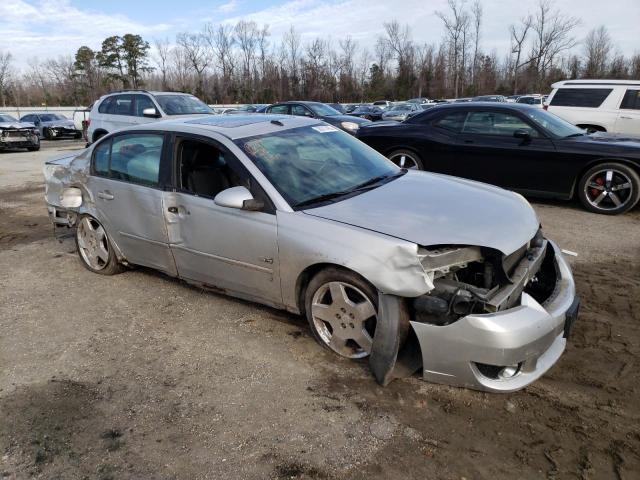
[578, 163, 640, 214]
[306, 270, 378, 359]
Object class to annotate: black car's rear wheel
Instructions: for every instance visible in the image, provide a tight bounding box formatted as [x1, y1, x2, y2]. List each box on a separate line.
[577, 162, 640, 214]
[387, 149, 424, 170]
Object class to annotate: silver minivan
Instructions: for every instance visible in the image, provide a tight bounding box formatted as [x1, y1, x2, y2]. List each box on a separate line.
[88, 90, 214, 143]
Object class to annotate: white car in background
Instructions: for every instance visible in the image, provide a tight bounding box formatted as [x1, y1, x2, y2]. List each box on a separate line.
[88, 90, 214, 143]
[546, 80, 640, 135]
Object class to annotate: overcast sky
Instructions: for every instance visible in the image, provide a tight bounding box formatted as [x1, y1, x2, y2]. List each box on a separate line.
[1, 0, 639, 69]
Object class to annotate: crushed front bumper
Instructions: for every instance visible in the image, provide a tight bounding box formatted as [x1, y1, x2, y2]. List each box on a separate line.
[410, 240, 579, 392]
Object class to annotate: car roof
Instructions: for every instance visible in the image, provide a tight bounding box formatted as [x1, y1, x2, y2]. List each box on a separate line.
[551, 79, 640, 87]
[415, 102, 538, 114]
[120, 114, 322, 140]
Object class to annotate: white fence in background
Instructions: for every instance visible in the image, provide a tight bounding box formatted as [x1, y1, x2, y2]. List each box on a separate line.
[0, 106, 86, 120]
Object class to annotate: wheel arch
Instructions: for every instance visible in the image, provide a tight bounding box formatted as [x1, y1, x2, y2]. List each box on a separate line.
[92, 129, 108, 142]
[294, 263, 377, 316]
[572, 157, 640, 199]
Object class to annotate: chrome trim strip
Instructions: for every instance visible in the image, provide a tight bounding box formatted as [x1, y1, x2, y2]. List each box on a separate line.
[171, 244, 272, 274]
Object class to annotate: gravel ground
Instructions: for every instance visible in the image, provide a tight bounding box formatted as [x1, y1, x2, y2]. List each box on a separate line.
[1, 143, 639, 480]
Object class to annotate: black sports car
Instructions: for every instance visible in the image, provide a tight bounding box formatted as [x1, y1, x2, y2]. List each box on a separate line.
[357, 103, 640, 214]
[265, 101, 371, 134]
[348, 105, 384, 121]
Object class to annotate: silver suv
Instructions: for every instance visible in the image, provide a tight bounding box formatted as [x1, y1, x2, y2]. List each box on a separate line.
[88, 90, 214, 143]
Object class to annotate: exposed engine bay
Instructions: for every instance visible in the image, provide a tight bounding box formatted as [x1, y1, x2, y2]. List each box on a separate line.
[413, 230, 557, 326]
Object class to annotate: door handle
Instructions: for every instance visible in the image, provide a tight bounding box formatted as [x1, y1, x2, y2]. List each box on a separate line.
[620, 116, 632, 120]
[167, 206, 179, 214]
[97, 191, 114, 200]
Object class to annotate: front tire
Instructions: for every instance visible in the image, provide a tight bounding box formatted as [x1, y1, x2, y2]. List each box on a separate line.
[387, 149, 424, 170]
[577, 162, 640, 214]
[305, 268, 378, 359]
[76, 215, 124, 275]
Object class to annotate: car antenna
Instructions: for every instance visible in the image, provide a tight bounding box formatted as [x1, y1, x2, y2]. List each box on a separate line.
[270, 119, 284, 126]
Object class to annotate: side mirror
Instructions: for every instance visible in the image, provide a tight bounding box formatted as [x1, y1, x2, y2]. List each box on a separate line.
[142, 107, 161, 118]
[513, 129, 531, 141]
[214, 186, 263, 211]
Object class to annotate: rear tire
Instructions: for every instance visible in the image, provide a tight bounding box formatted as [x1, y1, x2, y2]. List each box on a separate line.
[387, 149, 424, 170]
[305, 268, 378, 359]
[27, 145, 40, 151]
[76, 215, 124, 275]
[577, 162, 640, 214]
[43, 128, 53, 140]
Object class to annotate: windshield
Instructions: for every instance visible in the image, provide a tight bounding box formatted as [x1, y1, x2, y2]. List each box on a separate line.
[389, 103, 410, 112]
[235, 125, 400, 208]
[0, 114, 18, 122]
[155, 95, 214, 115]
[308, 103, 341, 116]
[525, 109, 585, 137]
[40, 114, 65, 121]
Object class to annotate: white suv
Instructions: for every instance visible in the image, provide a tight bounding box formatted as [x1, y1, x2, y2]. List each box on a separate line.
[546, 80, 640, 135]
[88, 90, 214, 143]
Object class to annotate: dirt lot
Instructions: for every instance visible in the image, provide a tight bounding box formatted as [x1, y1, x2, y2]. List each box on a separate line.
[1, 142, 639, 480]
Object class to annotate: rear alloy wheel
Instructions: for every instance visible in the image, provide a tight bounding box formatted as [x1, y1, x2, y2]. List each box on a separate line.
[305, 269, 378, 359]
[76, 215, 123, 275]
[578, 163, 640, 214]
[387, 149, 424, 170]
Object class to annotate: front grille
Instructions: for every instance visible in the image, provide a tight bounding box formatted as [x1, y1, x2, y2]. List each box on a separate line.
[4, 130, 33, 137]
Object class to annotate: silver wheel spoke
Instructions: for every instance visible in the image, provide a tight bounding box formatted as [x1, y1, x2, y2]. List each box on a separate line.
[592, 191, 607, 205]
[609, 192, 622, 207]
[329, 335, 349, 356]
[311, 303, 334, 324]
[605, 170, 613, 185]
[399, 155, 406, 167]
[329, 282, 350, 307]
[96, 243, 109, 263]
[587, 182, 604, 191]
[354, 300, 376, 320]
[611, 182, 631, 192]
[351, 328, 373, 354]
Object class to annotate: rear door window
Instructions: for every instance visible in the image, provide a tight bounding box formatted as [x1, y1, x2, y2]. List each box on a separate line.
[106, 95, 134, 116]
[432, 111, 468, 133]
[268, 105, 289, 115]
[550, 88, 612, 108]
[620, 89, 640, 110]
[92, 134, 164, 187]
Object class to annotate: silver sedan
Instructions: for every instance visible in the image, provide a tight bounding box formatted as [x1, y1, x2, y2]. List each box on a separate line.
[43, 115, 580, 392]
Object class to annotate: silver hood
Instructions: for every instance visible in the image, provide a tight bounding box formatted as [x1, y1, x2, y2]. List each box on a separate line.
[303, 170, 539, 255]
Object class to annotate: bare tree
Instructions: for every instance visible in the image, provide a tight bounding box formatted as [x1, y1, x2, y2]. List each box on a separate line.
[153, 38, 171, 90]
[176, 32, 210, 98]
[471, 1, 482, 89]
[0, 50, 13, 107]
[436, 0, 469, 98]
[283, 25, 301, 95]
[510, 15, 533, 94]
[583, 26, 612, 78]
[529, 0, 580, 88]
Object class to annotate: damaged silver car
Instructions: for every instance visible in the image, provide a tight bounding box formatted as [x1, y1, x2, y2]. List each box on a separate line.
[0, 114, 40, 151]
[44, 115, 580, 392]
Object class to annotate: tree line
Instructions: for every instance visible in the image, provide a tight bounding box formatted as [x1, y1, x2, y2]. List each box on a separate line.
[0, 0, 638, 108]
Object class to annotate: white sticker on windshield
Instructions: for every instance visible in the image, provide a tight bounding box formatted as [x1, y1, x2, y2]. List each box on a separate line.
[312, 125, 339, 133]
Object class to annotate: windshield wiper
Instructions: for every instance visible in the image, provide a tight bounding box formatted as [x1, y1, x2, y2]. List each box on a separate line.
[294, 171, 405, 209]
[565, 132, 585, 138]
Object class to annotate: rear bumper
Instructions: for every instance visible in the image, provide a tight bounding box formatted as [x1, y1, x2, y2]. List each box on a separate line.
[410, 240, 578, 392]
[0, 137, 39, 149]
